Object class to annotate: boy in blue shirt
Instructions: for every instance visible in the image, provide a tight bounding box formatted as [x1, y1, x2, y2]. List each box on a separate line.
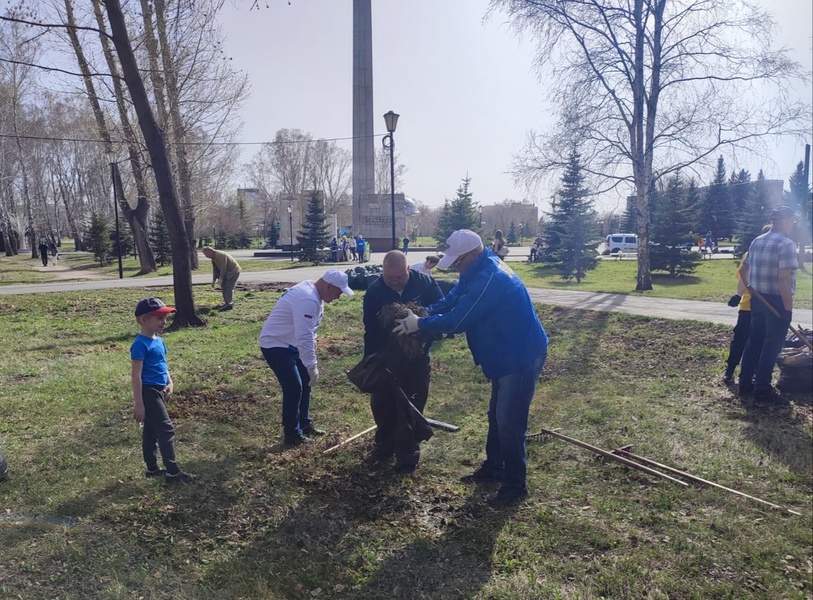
[130, 297, 196, 484]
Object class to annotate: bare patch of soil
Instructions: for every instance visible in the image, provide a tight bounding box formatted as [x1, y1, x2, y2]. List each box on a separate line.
[170, 387, 262, 420]
[238, 282, 290, 293]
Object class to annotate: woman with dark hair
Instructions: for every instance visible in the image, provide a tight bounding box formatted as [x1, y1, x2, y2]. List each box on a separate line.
[492, 230, 508, 260]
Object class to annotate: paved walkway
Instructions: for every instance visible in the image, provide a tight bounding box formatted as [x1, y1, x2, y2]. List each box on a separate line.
[1, 252, 811, 329]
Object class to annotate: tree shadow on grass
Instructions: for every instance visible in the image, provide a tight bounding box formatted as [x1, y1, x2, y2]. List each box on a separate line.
[650, 273, 701, 287]
[198, 446, 515, 600]
[726, 395, 813, 479]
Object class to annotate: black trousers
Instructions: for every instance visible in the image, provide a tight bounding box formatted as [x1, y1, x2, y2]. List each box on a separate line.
[142, 385, 179, 474]
[725, 310, 752, 373]
[370, 356, 430, 468]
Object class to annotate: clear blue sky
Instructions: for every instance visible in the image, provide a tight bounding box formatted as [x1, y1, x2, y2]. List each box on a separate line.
[218, 0, 812, 213]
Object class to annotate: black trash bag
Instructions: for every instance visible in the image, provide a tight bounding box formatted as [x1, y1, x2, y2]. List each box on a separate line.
[347, 352, 390, 394]
[776, 348, 813, 394]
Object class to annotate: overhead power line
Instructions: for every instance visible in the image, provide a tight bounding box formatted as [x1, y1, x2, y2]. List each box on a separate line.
[0, 133, 384, 145]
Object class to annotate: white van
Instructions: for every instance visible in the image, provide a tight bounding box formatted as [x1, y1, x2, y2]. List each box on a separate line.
[605, 233, 638, 254]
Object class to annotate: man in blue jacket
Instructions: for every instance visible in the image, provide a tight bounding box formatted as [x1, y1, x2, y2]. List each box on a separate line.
[394, 229, 548, 506]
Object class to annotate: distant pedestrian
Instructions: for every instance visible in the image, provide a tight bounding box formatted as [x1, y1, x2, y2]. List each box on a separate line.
[38, 240, 49, 267]
[48, 241, 58, 266]
[704, 231, 713, 259]
[330, 237, 338, 262]
[492, 230, 509, 260]
[402, 237, 410, 254]
[202, 246, 242, 311]
[349, 235, 357, 260]
[356, 235, 367, 263]
[410, 255, 440, 275]
[130, 297, 196, 484]
[738, 207, 798, 403]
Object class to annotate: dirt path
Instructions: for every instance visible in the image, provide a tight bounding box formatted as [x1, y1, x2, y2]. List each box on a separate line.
[32, 263, 109, 280]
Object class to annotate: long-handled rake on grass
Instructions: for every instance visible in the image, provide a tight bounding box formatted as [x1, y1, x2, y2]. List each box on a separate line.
[527, 427, 801, 516]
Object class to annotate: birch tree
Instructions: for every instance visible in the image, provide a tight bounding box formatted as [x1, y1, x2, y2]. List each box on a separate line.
[490, 0, 808, 290]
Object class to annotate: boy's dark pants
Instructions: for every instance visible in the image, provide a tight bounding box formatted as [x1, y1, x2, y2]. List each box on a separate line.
[725, 309, 752, 373]
[142, 385, 179, 474]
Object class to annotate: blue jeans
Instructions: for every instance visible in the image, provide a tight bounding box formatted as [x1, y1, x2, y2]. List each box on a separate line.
[482, 353, 546, 490]
[261, 346, 314, 437]
[738, 294, 790, 391]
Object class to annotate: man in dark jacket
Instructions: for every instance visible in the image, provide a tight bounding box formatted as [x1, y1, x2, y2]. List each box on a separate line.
[363, 250, 443, 475]
[394, 229, 548, 506]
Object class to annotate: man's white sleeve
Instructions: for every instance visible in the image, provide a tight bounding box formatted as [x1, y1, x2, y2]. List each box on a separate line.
[293, 296, 321, 368]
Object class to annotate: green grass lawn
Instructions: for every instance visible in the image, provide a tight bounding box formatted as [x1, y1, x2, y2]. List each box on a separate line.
[511, 260, 813, 309]
[0, 285, 810, 599]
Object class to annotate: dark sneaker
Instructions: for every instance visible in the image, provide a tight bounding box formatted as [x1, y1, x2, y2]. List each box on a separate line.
[487, 486, 528, 507]
[284, 434, 313, 446]
[395, 464, 417, 477]
[165, 470, 197, 485]
[738, 383, 754, 396]
[302, 426, 326, 436]
[145, 468, 166, 479]
[366, 446, 393, 463]
[460, 466, 503, 484]
[218, 304, 234, 312]
[722, 369, 735, 384]
[754, 388, 784, 405]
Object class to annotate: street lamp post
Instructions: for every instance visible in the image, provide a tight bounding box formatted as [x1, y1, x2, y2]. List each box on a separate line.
[382, 111, 399, 250]
[479, 206, 483, 229]
[287, 205, 294, 262]
[105, 151, 124, 279]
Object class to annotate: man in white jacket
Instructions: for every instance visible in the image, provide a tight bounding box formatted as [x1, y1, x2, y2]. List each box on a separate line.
[260, 270, 354, 445]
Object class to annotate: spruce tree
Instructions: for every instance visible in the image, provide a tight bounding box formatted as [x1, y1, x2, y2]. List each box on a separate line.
[728, 169, 751, 217]
[738, 170, 770, 253]
[507, 221, 518, 244]
[788, 161, 810, 214]
[620, 196, 636, 233]
[87, 213, 112, 266]
[650, 174, 702, 276]
[697, 156, 732, 240]
[542, 151, 598, 282]
[149, 207, 172, 267]
[297, 191, 329, 263]
[433, 177, 481, 243]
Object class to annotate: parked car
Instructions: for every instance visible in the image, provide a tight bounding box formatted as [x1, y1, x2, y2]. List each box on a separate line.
[602, 233, 638, 255]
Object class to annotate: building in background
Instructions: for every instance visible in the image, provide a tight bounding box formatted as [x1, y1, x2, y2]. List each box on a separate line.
[480, 201, 539, 240]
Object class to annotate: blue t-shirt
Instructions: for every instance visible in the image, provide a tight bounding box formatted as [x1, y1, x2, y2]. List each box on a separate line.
[130, 334, 170, 386]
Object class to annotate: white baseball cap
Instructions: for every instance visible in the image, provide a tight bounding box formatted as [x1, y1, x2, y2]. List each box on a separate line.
[321, 269, 354, 296]
[437, 230, 484, 269]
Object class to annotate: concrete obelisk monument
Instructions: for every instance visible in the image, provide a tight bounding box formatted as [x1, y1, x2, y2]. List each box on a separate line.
[352, 0, 404, 250]
[352, 0, 375, 235]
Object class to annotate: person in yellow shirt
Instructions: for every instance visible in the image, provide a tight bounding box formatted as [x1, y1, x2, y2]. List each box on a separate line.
[722, 225, 771, 383]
